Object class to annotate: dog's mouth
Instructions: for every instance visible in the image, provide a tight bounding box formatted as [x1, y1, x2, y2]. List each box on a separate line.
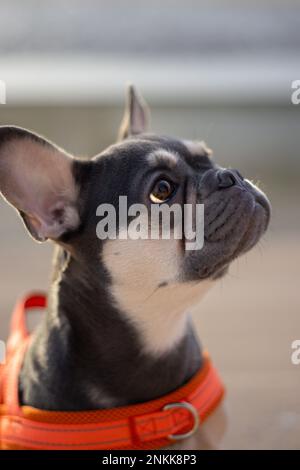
[182, 172, 271, 281]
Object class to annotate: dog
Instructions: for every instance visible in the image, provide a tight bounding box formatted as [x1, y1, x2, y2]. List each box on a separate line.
[0, 85, 270, 450]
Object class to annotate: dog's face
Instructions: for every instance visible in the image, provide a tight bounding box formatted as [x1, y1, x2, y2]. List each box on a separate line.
[0, 86, 270, 316]
[94, 133, 270, 285]
[88, 87, 270, 300]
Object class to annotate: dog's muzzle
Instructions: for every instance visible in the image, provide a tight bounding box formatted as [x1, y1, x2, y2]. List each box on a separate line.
[183, 168, 271, 281]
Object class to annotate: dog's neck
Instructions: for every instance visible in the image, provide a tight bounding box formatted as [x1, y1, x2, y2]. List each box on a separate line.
[20, 247, 204, 411]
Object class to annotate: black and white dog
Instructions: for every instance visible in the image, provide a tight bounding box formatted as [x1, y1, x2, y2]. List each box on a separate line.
[0, 86, 270, 449]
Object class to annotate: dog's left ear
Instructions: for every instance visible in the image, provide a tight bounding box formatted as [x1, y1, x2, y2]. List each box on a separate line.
[0, 126, 80, 242]
[118, 84, 149, 140]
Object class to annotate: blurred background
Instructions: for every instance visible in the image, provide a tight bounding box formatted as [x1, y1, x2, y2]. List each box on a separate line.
[0, 0, 299, 449]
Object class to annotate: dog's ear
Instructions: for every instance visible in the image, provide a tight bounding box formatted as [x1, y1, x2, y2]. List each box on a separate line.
[118, 84, 149, 140]
[0, 126, 80, 242]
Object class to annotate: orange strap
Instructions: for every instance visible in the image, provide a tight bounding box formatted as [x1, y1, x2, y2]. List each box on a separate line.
[0, 294, 225, 450]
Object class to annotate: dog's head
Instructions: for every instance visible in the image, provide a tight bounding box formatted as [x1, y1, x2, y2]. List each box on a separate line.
[0, 86, 270, 310]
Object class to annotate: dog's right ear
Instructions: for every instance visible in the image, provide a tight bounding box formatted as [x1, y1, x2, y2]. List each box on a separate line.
[118, 84, 149, 140]
[0, 126, 80, 242]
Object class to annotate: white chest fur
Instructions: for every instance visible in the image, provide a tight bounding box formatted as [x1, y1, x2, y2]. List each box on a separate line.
[102, 237, 213, 356]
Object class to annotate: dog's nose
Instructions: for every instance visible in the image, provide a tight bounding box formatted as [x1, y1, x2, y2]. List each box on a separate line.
[217, 169, 243, 189]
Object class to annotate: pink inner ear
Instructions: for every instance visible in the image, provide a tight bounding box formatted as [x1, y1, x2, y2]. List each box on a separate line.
[130, 100, 147, 135]
[25, 213, 43, 239]
[118, 85, 149, 140]
[0, 135, 79, 241]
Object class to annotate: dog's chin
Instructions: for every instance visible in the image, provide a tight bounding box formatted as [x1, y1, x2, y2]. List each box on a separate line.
[183, 185, 270, 282]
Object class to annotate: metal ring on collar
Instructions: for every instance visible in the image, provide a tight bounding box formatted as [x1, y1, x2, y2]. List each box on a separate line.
[163, 401, 200, 441]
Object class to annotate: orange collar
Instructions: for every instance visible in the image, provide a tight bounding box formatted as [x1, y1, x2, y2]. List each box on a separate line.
[0, 294, 225, 450]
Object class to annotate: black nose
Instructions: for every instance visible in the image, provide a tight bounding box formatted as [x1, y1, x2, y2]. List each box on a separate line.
[217, 169, 243, 189]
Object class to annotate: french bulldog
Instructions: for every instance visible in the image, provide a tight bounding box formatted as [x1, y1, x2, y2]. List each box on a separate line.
[0, 86, 270, 449]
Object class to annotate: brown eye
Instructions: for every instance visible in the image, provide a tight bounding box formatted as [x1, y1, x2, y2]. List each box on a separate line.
[150, 179, 176, 203]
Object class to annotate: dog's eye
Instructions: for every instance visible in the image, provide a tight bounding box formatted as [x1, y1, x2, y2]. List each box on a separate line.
[150, 179, 176, 203]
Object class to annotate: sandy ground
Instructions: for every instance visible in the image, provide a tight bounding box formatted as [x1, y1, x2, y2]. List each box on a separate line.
[0, 196, 299, 450]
